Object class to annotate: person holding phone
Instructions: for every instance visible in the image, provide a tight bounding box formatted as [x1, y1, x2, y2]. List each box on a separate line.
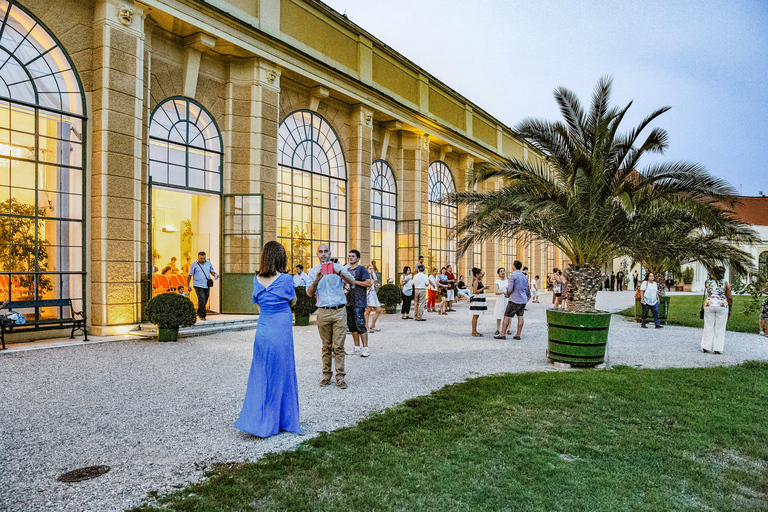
[306, 244, 355, 389]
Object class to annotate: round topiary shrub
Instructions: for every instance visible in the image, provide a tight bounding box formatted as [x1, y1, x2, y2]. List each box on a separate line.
[145, 293, 197, 341]
[377, 283, 401, 312]
[291, 286, 317, 325]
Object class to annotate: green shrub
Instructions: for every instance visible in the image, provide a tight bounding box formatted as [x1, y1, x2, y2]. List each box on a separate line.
[145, 293, 197, 329]
[682, 267, 694, 284]
[377, 283, 401, 307]
[291, 286, 317, 317]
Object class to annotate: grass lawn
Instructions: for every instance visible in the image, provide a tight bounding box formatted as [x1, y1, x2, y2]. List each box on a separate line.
[616, 295, 760, 334]
[131, 363, 768, 512]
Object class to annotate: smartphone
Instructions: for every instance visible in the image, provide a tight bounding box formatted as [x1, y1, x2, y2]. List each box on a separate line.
[321, 262, 334, 275]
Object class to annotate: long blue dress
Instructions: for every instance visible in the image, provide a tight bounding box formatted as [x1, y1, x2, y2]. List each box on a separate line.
[234, 273, 300, 437]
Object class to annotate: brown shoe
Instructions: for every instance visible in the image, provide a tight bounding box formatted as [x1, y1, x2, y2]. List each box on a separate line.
[319, 378, 332, 387]
[336, 379, 348, 389]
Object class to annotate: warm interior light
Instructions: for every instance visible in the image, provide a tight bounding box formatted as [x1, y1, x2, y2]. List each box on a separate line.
[162, 224, 176, 232]
[0, 143, 32, 161]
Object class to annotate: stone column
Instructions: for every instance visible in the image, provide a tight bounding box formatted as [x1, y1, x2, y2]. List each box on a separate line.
[347, 105, 373, 261]
[399, 131, 430, 262]
[456, 154, 474, 277]
[90, 0, 146, 334]
[224, 58, 281, 243]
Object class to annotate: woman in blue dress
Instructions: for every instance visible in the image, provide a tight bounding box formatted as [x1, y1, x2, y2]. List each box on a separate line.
[234, 241, 300, 437]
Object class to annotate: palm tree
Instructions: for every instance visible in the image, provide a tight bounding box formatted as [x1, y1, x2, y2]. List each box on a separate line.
[449, 77, 747, 313]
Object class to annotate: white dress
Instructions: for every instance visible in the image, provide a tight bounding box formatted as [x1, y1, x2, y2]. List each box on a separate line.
[493, 278, 508, 320]
[366, 285, 381, 308]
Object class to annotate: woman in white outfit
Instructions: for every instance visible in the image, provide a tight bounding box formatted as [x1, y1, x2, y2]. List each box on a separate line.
[701, 267, 731, 354]
[365, 264, 383, 331]
[493, 267, 511, 336]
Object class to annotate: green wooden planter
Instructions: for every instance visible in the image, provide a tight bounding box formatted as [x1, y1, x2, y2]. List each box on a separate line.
[385, 305, 398, 314]
[546, 309, 611, 366]
[158, 327, 179, 342]
[294, 315, 310, 326]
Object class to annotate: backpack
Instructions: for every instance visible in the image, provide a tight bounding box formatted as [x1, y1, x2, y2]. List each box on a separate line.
[5, 310, 26, 325]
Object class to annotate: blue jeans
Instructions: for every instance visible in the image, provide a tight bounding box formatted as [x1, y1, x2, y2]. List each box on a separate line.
[641, 302, 659, 326]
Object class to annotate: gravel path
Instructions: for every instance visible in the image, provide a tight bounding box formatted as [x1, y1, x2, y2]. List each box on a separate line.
[1, 290, 766, 511]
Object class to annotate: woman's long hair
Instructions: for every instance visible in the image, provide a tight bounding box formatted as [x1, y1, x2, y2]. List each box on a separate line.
[258, 241, 287, 277]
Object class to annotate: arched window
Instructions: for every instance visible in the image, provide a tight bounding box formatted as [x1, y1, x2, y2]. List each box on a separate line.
[759, 250, 768, 280]
[371, 159, 396, 281]
[427, 161, 457, 270]
[277, 110, 346, 270]
[0, 0, 86, 317]
[500, 235, 518, 275]
[148, 97, 222, 192]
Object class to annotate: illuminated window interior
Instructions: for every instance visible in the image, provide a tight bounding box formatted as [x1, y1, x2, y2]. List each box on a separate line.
[277, 110, 346, 270]
[427, 161, 457, 271]
[370, 159, 396, 282]
[0, 0, 85, 320]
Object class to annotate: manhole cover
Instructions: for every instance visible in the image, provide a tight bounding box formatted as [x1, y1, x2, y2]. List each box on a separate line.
[57, 465, 111, 483]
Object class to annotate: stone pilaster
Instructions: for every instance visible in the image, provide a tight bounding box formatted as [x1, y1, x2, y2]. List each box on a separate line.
[90, 0, 146, 334]
[224, 58, 280, 244]
[348, 105, 374, 261]
[456, 154, 474, 277]
[399, 131, 430, 262]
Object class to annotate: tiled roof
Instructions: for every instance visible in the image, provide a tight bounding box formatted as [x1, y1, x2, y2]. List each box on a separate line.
[729, 196, 768, 226]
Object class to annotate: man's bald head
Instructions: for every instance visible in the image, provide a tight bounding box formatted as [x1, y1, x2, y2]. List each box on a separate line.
[316, 244, 331, 262]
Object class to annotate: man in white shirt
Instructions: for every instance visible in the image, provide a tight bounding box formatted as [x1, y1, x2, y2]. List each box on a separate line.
[293, 264, 310, 288]
[640, 272, 663, 329]
[411, 264, 430, 321]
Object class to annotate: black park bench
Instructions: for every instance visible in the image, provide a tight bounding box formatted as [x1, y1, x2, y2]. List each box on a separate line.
[1, 299, 88, 351]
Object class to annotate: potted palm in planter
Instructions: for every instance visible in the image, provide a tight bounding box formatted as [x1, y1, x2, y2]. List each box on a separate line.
[144, 292, 197, 342]
[450, 77, 746, 366]
[291, 286, 317, 326]
[377, 283, 401, 314]
[682, 267, 694, 292]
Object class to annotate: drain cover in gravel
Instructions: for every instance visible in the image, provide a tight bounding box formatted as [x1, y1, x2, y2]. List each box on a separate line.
[57, 465, 111, 483]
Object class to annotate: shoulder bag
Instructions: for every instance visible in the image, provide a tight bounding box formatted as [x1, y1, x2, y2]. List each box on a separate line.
[198, 262, 214, 288]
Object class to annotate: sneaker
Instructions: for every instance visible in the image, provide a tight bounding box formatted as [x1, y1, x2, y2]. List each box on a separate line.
[319, 378, 332, 387]
[350, 346, 361, 355]
[336, 379, 348, 389]
[655, 325, 663, 329]
[361, 347, 370, 357]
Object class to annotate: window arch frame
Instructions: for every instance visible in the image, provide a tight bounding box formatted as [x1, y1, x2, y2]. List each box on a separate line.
[148, 96, 223, 194]
[0, 0, 88, 316]
[371, 159, 396, 222]
[0, 0, 86, 116]
[276, 109, 348, 271]
[427, 160, 458, 269]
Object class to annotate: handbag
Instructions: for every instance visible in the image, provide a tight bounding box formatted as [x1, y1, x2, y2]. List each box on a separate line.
[634, 284, 642, 301]
[699, 289, 706, 319]
[198, 262, 214, 288]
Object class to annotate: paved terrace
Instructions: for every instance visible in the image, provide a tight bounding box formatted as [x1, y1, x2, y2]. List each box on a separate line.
[1, 291, 766, 511]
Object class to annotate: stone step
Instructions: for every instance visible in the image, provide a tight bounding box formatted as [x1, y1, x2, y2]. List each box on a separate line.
[130, 315, 259, 339]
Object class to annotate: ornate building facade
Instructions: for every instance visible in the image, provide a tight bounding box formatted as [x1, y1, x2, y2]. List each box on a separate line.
[0, 0, 567, 335]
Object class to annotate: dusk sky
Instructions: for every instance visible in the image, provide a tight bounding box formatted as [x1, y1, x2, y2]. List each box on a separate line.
[322, 0, 768, 196]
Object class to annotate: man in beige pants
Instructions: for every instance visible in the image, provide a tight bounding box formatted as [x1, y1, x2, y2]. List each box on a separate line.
[411, 264, 429, 321]
[306, 244, 355, 389]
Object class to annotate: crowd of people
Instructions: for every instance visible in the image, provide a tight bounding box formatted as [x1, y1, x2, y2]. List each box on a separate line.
[232, 242, 766, 439]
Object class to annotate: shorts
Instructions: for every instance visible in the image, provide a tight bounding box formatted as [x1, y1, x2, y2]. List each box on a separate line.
[346, 305, 367, 334]
[555, 293, 562, 298]
[504, 301, 526, 318]
[447, 290, 455, 301]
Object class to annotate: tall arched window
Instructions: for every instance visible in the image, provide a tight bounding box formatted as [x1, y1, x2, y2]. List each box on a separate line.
[371, 159, 396, 281]
[0, 0, 86, 318]
[148, 97, 222, 193]
[500, 235, 518, 275]
[759, 250, 768, 280]
[427, 161, 457, 270]
[277, 110, 346, 270]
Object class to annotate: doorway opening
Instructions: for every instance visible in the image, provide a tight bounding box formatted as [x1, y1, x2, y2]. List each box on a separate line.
[151, 187, 220, 314]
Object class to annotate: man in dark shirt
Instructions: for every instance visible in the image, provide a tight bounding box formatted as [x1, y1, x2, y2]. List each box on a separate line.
[616, 270, 625, 291]
[345, 249, 372, 357]
[446, 265, 457, 312]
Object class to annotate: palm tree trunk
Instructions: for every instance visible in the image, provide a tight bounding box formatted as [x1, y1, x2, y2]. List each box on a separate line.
[563, 264, 603, 313]
[646, 267, 667, 296]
